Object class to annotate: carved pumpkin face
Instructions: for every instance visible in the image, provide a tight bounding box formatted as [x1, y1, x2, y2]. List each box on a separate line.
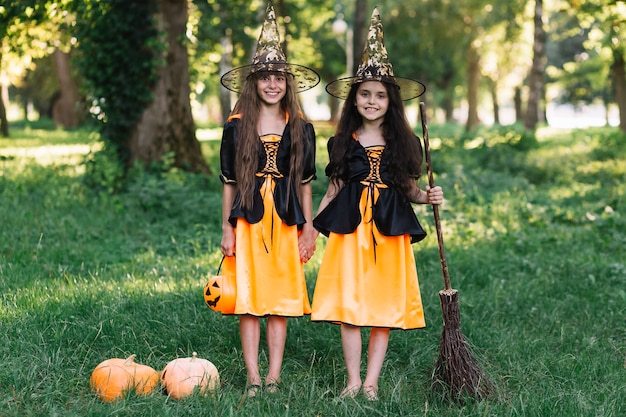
[161, 352, 220, 399]
[204, 274, 236, 314]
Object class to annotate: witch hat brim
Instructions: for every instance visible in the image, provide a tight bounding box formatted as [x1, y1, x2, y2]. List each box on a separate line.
[326, 75, 425, 101]
[221, 63, 320, 94]
[220, 1, 320, 93]
[325, 7, 425, 101]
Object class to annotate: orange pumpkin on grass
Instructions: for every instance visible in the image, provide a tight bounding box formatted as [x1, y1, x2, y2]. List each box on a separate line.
[161, 352, 220, 399]
[90, 354, 160, 402]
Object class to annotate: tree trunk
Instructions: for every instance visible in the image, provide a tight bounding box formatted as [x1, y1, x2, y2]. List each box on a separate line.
[443, 97, 453, 123]
[523, 0, 546, 131]
[514, 86, 523, 122]
[352, 0, 367, 73]
[51, 47, 83, 129]
[0, 95, 8, 137]
[329, 95, 341, 121]
[219, 29, 233, 123]
[276, 0, 289, 55]
[612, 47, 626, 132]
[490, 79, 500, 125]
[0, 50, 7, 137]
[128, 0, 208, 173]
[465, 42, 480, 131]
[439, 69, 454, 123]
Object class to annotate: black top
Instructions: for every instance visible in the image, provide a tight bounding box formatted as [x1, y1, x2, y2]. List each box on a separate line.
[219, 117, 317, 228]
[313, 136, 427, 243]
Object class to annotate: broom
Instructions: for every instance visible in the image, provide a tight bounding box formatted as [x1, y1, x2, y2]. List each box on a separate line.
[419, 102, 494, 402]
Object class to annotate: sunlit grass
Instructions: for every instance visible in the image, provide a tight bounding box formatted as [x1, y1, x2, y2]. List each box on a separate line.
[0, 144, 95, 167]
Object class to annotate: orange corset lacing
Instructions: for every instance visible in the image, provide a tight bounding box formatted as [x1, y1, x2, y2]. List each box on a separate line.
[360, 146, 387, 261]
[257, 134, 284, 253]
[257, 134, 284, 178]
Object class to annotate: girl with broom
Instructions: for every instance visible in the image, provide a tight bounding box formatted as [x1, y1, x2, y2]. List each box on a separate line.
[218, 1, 319, 397]
[311, 7, 443, 401]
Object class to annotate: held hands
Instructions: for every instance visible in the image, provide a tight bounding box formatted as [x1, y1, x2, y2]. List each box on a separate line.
[425, 185, 444, 205]
[298, 226, 318, 263]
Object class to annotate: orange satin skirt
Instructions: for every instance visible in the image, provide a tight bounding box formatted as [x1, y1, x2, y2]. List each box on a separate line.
[311, 185, 425, 329]
[223, 176, 311, 317]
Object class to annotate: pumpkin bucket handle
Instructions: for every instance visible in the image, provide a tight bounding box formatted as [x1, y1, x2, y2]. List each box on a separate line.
[215, 256, 225, 275]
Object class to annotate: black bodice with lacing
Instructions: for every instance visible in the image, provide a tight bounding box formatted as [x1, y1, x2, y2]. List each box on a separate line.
[219, 117, 317, 228]
[313, 137, 427, 243]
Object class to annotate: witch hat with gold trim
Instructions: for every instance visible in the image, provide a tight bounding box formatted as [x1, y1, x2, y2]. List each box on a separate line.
[220, 1, 320, 93]
[326, 7, 425, 101]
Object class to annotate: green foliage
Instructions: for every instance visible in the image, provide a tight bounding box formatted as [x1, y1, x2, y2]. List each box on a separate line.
[82, 141, 125, 194]
[124, 153, 222, 216]
[0, 1, 49, 40]
[71, 0, 161, 159]
[429, 123, 539, 179]
[81, 142, 223, 198]
[546, 10, 612, 105]
[592, 128, 626, 160]
[190, 0, 263, 99]
[11, 55, 60, 118]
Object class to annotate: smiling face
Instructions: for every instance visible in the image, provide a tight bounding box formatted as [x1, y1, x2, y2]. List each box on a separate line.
[355, 81, 389, 124]
[256, 72, 287, 105]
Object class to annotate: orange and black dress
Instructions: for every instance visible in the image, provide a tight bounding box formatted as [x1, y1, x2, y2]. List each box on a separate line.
[311, 134, 427, 329]
[219, 115, 316, 317]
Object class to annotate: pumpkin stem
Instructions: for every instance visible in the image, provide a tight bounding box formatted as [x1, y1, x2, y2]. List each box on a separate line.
[191, 352, 198, 361]
[124, 354, 137, 366]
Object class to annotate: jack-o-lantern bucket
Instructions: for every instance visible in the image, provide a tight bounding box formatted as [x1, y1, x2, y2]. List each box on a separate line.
[204, 257, 236, 314]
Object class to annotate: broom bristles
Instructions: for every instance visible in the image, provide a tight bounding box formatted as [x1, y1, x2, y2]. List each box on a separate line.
[431, 289, 495, 402]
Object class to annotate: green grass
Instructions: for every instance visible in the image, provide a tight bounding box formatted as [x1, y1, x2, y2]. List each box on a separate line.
[1, 122, 625, 416]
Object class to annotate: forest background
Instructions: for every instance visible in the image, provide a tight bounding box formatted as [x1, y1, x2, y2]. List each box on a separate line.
[0, 0, 624, 173]
[1, 0, 625, 416]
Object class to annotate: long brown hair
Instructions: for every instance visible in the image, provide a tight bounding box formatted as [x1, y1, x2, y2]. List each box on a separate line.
[231, 71, 307, 210]
[327, 81, 423, 198]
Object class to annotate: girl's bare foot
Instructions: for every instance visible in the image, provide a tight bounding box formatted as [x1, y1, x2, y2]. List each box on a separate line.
[363, 385, 379, 401]
[339, 384, 361, 399]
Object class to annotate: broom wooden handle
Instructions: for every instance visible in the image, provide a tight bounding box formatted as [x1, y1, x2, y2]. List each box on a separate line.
[419, 102, 452, 291]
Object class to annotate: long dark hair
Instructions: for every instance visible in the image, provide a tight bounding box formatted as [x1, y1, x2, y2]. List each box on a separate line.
[327, 81, 423, 198]
[230, 71, 307, 210]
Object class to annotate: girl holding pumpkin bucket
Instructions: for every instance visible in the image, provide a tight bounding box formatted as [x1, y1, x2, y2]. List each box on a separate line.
[218, 1, 320, 397]
[311, 8, 443, 401]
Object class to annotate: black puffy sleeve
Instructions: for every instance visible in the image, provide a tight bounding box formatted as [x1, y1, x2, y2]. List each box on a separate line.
[408, 134, 424, 178]
[323, 136, 336, 178]
[219, 119, 238, 184]
[302, 122, 317, 184]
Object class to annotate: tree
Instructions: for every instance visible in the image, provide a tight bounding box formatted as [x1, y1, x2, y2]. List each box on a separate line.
[2, 1, 87, 131]
[73, 0, 208, 173]
[352, 0, 368, 75]
[0, 1, 48, 136]
[195, 0, 348, 122]
[460, 0, 527, 130]
[129, 0, 207, 173]
[382, 0, 527, 127]
[559, 0, 626, 132]
[524, 0, 546, 130]
[282, 0, 360, 120]
[52, 47, 84, 128]
[191, 0, 264, 123]
[546, 18, 611, 113]
[368, 0, 468, 124]
[466, 40, 481, 130]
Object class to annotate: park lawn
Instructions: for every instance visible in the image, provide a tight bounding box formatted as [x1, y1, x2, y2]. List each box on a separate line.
[0, 121, 625, 416]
